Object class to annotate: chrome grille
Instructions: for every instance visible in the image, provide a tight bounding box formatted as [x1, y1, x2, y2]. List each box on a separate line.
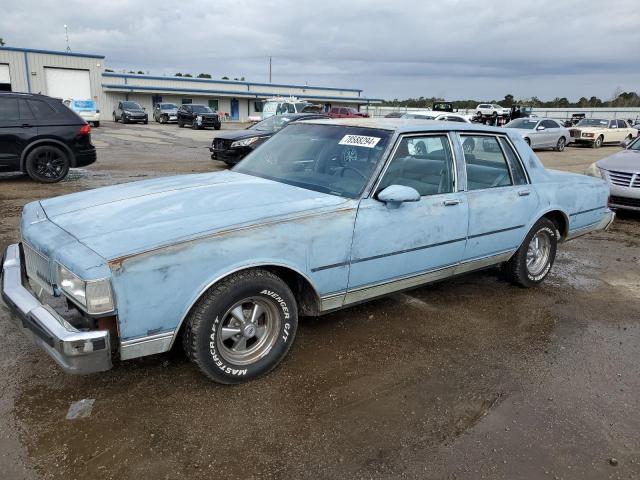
[632, 174, 640, 188]
[22, 243, 54, 294]
[570, 129, 581, 138]
[607, 170, 634, 187]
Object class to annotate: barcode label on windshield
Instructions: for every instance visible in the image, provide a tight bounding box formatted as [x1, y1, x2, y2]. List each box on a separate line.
[339, 135, 381, 148]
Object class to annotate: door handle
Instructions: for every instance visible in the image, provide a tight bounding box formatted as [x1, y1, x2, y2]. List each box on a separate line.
[443, 199, 461, 206]
[518, 189, 531, 197]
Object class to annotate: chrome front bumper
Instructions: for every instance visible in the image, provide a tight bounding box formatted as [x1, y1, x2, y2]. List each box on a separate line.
[1, 244, 112, 374]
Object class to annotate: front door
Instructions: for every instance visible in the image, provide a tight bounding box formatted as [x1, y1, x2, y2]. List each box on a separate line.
[346, 133, 468, 304]
[230, 99, 239, 120]
[459, 133, 539, 264]
[0, 97, 35, 170]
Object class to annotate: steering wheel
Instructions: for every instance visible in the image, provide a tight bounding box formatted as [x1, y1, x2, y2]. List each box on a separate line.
[340, 165, 367, 180]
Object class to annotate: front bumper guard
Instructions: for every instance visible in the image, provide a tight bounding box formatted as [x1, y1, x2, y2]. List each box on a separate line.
[1, 244, 112, 374]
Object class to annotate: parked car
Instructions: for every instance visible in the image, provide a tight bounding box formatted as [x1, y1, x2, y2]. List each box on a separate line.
[401, 112, 438, 120]
[505, 117, 572, 151]
[569, 118, 638, 148]
[153, 103, 179, 124]
[113, 101, 148, 124]
[210, 113, 328, 165]
[434, 113, 471, 123]
[476, 104, 510, 118]
[0, 92, 96, 182]
[509, 105, 534, 120]
[384, 112, 404, 118]
[177, 104, 221, 130]
[400, 112, 470, 123]
[563, 113, 586, 127]
[261, 97, 318, 120]
[1, 119, 613, 383]
[585, 136, 640, 210]
[327, 107, 369, 118]
[63, 99, 100, 127]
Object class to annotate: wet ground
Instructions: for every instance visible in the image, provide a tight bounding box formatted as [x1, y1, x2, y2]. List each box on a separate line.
[1, 122, 639, 479]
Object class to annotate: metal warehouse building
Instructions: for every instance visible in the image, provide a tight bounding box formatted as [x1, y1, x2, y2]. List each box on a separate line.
[0, 46, 380, 122]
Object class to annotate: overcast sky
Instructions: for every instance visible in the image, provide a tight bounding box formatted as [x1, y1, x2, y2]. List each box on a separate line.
[2, 0, 639, 101]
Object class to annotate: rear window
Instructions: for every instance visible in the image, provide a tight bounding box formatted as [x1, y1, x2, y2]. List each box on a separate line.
[27, 99, 58, 119]
[0, 97, 19, 120]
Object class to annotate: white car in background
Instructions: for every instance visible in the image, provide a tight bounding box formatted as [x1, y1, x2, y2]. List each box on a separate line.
[476, 103, 510, 118]
[63, 99, 100, 127]
[505, 117, 573, 151]
[400, 112, 471, 123]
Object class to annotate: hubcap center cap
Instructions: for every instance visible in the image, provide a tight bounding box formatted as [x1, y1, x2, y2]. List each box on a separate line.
[242, 323, 257, 338]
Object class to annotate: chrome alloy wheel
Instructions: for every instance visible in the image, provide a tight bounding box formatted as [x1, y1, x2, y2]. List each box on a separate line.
[216, 298, 281, 365]
[526, 230, 552, 276]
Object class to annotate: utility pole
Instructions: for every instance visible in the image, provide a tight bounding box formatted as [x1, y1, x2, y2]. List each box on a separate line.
[269, 56, 272, 83]
[64, 24, 71, 52]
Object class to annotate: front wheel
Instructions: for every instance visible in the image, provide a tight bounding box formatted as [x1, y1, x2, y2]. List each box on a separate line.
[93, 121, 100, 128]
[183, 269, 298, 384]
[555, 136, 566, 152]
[214, 124, 221, 130]
[113, 113, 118, 123]
[178, 120, 184, 128]
[503, 218, 557, 287]
[592, 135, 603, 148]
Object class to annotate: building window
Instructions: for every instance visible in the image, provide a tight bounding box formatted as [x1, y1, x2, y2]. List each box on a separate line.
[181, 98, 192, 104]
[208, 99, 219, 111]
[253, 101, 264, 112]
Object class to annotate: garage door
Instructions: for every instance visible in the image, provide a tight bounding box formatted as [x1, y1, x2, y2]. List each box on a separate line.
[0, 64, 10, 87]
[44, 67, 91, 100]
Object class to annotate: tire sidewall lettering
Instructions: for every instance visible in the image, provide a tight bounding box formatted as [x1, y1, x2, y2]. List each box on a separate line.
[526, 226, 555, 282]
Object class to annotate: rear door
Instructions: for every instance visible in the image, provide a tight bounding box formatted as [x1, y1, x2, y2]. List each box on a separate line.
[541, 119, 560, 147]
[459, 133, 538, 266]
[0, 97, 35, 169]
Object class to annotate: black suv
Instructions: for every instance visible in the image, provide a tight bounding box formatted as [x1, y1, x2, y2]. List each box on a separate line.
[177, 104, 221, 130]
[0, 92, 96, 182]
[210, 113, 328, 165]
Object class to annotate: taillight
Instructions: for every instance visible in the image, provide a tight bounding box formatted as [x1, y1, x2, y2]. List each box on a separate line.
[79, 124, 91, 135]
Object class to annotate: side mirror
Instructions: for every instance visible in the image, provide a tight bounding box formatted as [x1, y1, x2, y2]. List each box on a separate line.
[143, 107, 146, 111]
[377, 185, 420, 209]
[620, 140, 629, 149]
[536, 125, 545, 131]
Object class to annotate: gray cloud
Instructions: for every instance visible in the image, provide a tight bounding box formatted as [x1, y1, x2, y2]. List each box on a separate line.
[2, 0, 639, 100]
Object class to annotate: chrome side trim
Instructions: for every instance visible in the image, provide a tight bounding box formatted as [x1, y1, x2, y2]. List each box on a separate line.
[120, 331, 175, 360]
[565, 209, 615, 241]
[320, 292, 345, 311]
[1, 244, 112, 374]
[454, 249, 516, 275]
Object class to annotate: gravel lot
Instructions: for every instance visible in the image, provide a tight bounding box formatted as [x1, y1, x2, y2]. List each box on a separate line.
[1, 122, 639, 480]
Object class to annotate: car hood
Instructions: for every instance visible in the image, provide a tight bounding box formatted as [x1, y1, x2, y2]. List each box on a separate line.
[40, 170, 349, 260]
[125, 109, 145, 113]
[597, 149, 640, 172]
[212, 129, 273, 142]
[161, 109, 178, 115]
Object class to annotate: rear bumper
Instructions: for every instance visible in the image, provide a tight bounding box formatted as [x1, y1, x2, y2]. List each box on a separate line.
[1, 244, 112, 374]
[565, 209, 615, 241]
[74, 147, 97, 167]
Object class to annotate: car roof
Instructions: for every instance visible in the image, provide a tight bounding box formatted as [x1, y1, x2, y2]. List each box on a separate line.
[283, 113, 329, 119]
[0, 91, 54, 100]
[299, 117, 509, 134]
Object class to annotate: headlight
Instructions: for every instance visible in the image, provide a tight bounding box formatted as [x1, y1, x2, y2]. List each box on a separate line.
[231, 137, 260, 148]
[123, 111, 131, 115]
[585, 162, 602, 178]
[57, 265, 115, 314]
[196, 115, 202, 121]
[582, 132, 595, 138]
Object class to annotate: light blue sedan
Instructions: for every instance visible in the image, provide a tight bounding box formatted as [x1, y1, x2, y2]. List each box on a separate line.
[1, 119, 614, 383]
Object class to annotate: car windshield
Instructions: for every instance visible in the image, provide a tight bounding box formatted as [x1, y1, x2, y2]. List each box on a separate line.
[191, 105, 213, 113]
[577, 119, 608, 127]
[250, 115, 294, 132]
[628, 138, 640, 151]
[233, 124, 391, 198]
[122, 102, 142, 110]
[506, 118, 539, 129]
[160, 103, 178, 110]
[346, 108, 359, 114]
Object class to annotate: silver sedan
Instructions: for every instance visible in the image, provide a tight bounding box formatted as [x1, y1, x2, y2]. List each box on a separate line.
[505, 117, 573, 151]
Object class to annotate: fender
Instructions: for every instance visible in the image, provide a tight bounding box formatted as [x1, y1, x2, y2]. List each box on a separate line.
[167, 261, 322, 349]
[20, 138, 75, 170]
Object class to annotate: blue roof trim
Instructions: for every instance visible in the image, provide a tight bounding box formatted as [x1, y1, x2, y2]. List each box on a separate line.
[102, 72, 362, 93]
[0, 46, 105, 59]
[101, 83, 382, 103]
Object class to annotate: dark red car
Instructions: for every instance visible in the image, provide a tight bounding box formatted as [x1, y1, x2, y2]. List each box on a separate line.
[327, 107, 369, 118]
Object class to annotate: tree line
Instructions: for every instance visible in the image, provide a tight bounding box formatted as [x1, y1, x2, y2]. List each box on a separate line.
[382, 91, 640, 109]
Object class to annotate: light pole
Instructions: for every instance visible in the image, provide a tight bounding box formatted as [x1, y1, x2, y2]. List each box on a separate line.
[64, 24, 71, 52]
[269, 56, 272, 83]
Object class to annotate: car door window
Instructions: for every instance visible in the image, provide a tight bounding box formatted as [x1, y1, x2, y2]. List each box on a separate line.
[378, 135, 455, 196]
[617, 120, 627, 128]
[462, 135, 513, 190]
[498, 137, 527, 185]
[0, 97, 20, 121]
[609, 120, 617, 128]
[27, 100, 57, 119]
[18, 99, 34, 120]
[541, 120, 556, 129]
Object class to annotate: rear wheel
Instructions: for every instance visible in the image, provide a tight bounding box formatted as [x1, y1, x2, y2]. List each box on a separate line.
[555, 136, 566, 151]
[178, 119, 184, 128]
[24, 145, 70, 183]
[503, 217, 557, 287]
[113, 113, 118, 123]
[183, 269, 298, 384]
[121, 114, 128, 124]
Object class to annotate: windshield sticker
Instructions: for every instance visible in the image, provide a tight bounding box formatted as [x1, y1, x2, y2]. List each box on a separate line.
[339, 135, 381, 148]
